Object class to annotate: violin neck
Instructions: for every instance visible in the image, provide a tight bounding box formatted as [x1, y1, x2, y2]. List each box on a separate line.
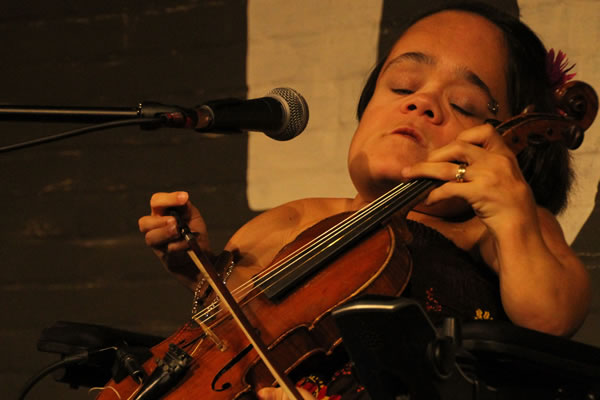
[363, 178, 440, 223]
[261, 178, 439, 300]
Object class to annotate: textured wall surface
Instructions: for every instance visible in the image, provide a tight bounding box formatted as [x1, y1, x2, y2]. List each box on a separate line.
[0, 2, 254, 399]
[1, 1, 598, 399]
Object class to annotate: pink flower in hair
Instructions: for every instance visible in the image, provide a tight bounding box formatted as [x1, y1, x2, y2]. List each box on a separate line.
[546, 48, 576, 89]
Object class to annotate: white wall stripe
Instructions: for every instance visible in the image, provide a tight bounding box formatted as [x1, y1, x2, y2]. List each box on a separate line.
[246, 0, 383, 210]
[520, 0, 600, 243]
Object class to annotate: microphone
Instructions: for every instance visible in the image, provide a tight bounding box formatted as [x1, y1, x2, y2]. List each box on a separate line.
[0, 88, 308, 141]
[194, 87, 309, 141]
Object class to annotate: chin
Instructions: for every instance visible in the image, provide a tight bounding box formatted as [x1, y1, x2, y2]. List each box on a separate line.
[349, 153, 419, 202]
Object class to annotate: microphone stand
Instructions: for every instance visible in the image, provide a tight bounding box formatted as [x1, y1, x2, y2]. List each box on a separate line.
[0, 102, 213, 126]
[0, 102, 213, 153]
[0, 105, 140, 123]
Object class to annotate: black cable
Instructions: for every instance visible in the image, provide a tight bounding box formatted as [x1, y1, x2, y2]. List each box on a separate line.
[0, 117, 163, 153]
[17, 347, 116, 400]
[18, 352, 88, 400]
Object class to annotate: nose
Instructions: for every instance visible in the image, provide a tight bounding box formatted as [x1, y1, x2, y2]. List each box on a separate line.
[401, 93, 443, 124]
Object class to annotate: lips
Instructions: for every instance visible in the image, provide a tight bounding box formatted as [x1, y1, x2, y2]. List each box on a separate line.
[390, 126, 423, 145]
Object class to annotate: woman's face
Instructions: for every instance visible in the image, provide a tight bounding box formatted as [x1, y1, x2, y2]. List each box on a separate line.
[348, 10, 512, 202]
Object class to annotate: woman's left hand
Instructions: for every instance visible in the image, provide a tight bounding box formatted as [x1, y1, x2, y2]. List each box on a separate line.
[402, 122, 537, 236]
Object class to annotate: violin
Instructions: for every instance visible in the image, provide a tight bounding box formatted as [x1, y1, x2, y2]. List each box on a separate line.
[96, 81, 597, 400]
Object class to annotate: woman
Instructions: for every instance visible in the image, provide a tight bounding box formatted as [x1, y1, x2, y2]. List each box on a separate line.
[139, 3, 591, 399]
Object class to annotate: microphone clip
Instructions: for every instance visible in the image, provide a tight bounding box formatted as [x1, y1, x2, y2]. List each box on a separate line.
[137, 102, 198, 130]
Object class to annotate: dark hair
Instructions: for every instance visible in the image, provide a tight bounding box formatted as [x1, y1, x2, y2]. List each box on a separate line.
[357, 1, 572, 214]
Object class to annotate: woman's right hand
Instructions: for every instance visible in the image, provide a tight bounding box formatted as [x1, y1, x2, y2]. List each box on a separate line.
[138, 191, 211, 289]
[257, 386, 316, 400]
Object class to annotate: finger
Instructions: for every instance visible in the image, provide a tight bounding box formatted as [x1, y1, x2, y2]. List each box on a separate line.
[257, 387, 315, 400]
[402, 160, 479, 183]
[454, 123, 512, 154]
[257, 388, 284, 400]
[424, 178, 506, 216]
[426, 139, 488, 165]
[167, 239, 191, 253]
[427, 124, 514, 164]
[138, 215, 175, 233]
[297, 387, 316, 400]
[143, 220, 180, 248]
[425, 181, 474, 206]
[145, 227, 192, 253]
[424, 170, 510, 208]
[150, 191, 189, 216]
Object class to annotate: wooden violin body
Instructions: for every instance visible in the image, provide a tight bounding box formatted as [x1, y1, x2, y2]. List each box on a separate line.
[97, 214, 412, 399]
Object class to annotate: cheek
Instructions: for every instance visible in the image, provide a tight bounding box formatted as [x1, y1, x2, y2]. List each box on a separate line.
[351, 109, 385, 150]
[349, 103, 387, 154]
[431, 119, 472, 149]
[347, 128, 366, 167]
[432, 130, 459, 149]
[347, 122, 379, 184]
[349, 109, 379, 157]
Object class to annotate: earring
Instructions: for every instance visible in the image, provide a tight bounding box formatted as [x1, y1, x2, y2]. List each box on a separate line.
[487, 100, 499, 115]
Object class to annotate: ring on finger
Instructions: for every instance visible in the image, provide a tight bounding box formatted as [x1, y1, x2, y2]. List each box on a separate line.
[455, 163, 468, 183]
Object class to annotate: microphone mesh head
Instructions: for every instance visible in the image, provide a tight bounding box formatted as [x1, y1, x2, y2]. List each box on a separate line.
[267, 87, 309, 141]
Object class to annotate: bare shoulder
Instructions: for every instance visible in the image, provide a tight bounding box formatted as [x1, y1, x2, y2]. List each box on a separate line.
[225, 197, 354, 269]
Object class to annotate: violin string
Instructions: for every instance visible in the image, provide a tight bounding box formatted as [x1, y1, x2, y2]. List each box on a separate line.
[88, 386, 122, 399]
[191, 180, 430, 325]
[241, 180, 421, 288]
[190, 180, 426, 325]
[242, 180, 427, 292]
[190, 180, 429, 325]
[207, 179, 418, 302]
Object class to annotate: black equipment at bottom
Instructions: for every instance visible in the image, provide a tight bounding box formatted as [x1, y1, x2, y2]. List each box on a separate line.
[332, 297, 600, 400]
[35, 321, 164, 389]
[28, 301, 600, 399]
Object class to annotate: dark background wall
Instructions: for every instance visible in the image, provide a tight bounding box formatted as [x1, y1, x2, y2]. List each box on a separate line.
[1, 1, 598, 399]
[0, 2, 255, 398]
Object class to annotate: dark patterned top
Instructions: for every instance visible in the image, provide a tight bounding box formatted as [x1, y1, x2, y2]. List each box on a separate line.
[295, 219, 507, 399]
[403, 219, 507, 324]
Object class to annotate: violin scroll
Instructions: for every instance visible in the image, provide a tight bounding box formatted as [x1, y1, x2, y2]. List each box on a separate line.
[497, 80, 598, 154]
[554, 80, 598, 130]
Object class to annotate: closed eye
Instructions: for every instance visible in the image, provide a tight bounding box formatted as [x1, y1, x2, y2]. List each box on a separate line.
[451, 104, 475, 117]
[392, 88, 414, 95]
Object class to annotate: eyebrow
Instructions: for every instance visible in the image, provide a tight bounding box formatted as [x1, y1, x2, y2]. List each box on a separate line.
[382, 51, 499, 111]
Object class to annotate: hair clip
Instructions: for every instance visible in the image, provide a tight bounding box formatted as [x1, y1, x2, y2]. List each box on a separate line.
[487, 100, 499, 115]
[546, 48, 576, 90]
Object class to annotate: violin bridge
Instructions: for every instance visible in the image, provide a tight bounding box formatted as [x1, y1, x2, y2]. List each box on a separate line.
[193, 316, 228, 352]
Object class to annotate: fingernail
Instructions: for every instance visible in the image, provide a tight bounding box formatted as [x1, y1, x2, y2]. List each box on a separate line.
[177, 192, 188, 202]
